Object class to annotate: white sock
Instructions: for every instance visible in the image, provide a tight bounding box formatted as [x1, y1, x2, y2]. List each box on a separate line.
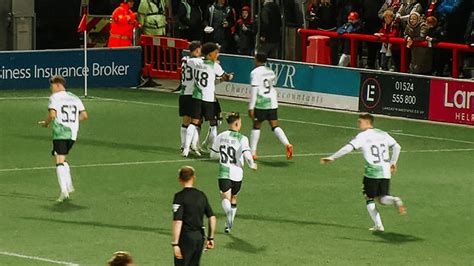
[183, 124, 196, 151]
[191, 126, 200, 150]
[380, 195, 403, 207]
[208, 126, 218, 147]
[231, 204, 237, 225]
[180, 125, 187, 148]
[202, 127, 211, 147]
[273, 127, 290, 146]
[366, 201, 383, 227]
[221, 198, 232, 227]
[56, 164, 69, 196]
[63, 162, 74, 192]
[250, 129, 260, 155]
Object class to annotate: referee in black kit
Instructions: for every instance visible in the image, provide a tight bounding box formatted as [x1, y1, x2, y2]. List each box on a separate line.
[172, 166, 216, 266]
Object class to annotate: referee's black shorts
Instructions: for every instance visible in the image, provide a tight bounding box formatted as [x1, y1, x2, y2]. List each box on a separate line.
[218, 179, 242, 196]
[51, 139, 75, 156]
[175, 231, 204, 266]
[179, 95, 193, 117]
[362, 176, 390, 198]
[254, 108, 278, 122]
[190, 99, 218, 121]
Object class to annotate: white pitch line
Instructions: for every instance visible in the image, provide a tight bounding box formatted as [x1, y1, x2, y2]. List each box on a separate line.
[0, 250, 79, 265]
[2, 95, 473, 145]
[1, 148, 473, 173]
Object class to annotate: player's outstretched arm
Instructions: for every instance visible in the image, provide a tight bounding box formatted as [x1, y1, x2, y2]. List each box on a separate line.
[320, 144, 354, 164]
[243, 150, 257, 170]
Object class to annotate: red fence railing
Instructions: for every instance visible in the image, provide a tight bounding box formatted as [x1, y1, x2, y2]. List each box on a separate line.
[298, 28, 474, 78]
[140, 35, 189, 80]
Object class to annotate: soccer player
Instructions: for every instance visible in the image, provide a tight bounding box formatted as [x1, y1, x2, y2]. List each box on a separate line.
[182, 42, 233, 157]
[249, 53, 293, 160]
[38, 75, 88, 202]
[179, 41, 202, 156]
[320, 113, 406, 232]
[210, 112, 257, 233]
[172, 166, 216, 266]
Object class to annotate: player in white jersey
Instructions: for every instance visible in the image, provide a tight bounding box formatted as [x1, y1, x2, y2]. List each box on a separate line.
[182, 42, 233, 157]
[179, 41, 202, 156]
[321, 113, 406, 232]
[210, 112, 257, 233]
[38, 75, 88, 202]
[249, 53, 293, 160]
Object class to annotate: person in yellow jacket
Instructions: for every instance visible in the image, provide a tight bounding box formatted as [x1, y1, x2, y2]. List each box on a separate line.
[138, 0, 167, 36]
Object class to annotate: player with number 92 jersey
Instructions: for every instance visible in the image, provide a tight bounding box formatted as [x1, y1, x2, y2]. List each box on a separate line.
[210, 113, 256, 233]
[321, 113, 406, 232]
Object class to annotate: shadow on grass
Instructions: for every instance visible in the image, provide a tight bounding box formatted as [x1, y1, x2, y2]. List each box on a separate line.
[20, 216, 170, 236]
[256, 159, 293, 168]
[224, 234, 266, 254]
[237, 213, 362, 230]
[18, 134, 178, 155]
[41, 201, 89, 212]
[339, 231, 424, 244]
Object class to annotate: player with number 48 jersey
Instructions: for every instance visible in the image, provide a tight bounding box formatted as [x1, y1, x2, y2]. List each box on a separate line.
[210, 112, 256, 234]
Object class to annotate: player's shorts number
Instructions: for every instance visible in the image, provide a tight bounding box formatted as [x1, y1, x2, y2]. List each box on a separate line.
[61, 105, 78, 123]
[263, 79, 271, 94]
[219, 145, 237, 164]
[370, 144, 390, 164]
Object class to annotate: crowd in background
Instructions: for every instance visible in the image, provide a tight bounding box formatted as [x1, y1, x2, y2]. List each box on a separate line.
[116, 0, 473, 78]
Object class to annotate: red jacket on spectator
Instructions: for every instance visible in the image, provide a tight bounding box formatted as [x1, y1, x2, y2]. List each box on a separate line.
[108, 3, 139, 47]
[379, 21, 399, 38]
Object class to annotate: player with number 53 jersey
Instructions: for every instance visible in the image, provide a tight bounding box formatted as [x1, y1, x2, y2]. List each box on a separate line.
[39, 75, 88, 202]
[320, 113, 406, 232]
[210, 113, 256, 234]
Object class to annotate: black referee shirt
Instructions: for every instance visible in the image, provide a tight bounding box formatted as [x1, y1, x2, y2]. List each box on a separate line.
[172, 187, 214, 232]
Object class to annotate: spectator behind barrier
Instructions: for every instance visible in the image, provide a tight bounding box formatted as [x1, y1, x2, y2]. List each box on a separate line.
[258, 0, 282, 58]
[205, 0, 237, 53]
[464, 10, 474, 47]
[378, 0, 401, 20]
[375, 10, 400, 71]
[337, 12, 363, 67]
[405, 12, 433, 74]
[306, 0, 338, 31]
[235, 6, 256, 55]
[396, 0, 423, 29]
[177, 0, 205, 41]
[361, 0, 385, 69]
[137, 0, 167, 36]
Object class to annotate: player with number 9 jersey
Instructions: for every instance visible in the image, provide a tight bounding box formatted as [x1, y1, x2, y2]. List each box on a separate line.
[249, 64, 278, 110]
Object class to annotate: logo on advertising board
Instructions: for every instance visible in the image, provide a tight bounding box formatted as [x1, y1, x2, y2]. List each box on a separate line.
[359, 73, 430, 120]
[360, 78, 381, 109]
[429, 79, 474, 125]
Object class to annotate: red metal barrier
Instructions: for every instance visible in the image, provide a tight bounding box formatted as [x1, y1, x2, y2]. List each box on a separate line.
[298, 28, 474, 78]
[140, 35, 189, 80]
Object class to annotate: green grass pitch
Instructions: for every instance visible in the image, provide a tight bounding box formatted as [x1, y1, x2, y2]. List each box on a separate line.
[0, 88, 473, 265]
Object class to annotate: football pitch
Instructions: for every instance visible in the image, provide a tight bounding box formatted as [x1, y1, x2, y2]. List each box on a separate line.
[0, 88, 473, 265]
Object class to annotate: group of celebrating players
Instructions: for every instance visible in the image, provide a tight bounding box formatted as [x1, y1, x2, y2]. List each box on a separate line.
[177, 41, 294, 234]
[38, 40, 407, 265]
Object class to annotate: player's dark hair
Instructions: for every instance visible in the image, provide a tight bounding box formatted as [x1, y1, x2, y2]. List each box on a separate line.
[108, 251, 133, 266]
[49, 75, 66, 86]
[201, 42, 219, 56]
[226, 112, 240, 124]
[359, 113, 374, 124]
[255, 53, 267, 63]
[179, 166, 195, 181]
[189, 41, 201, 52]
